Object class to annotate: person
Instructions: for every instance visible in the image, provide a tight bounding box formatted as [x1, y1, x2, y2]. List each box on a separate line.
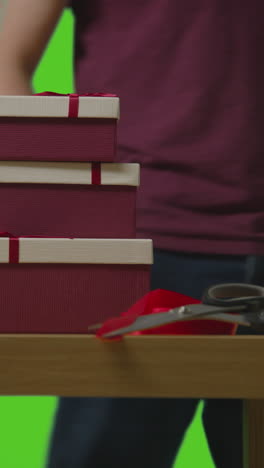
[0, 1, 263, 467]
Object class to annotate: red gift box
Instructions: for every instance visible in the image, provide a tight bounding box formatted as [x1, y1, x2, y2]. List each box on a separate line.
[0, 93, 119, 162]
[0, 236, 152, 333]
[0, 161, 139, 238]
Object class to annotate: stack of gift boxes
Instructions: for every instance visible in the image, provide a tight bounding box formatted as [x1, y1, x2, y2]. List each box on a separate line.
[0, 93, 152, 333]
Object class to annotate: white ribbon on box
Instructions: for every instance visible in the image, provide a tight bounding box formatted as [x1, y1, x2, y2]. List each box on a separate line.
[0, 162, 140, 186]
[0, 238, 153, 264]
[0, 95, 120, 119]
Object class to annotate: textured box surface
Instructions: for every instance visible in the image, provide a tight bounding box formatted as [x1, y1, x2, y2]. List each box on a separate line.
[0, 162, 139, 238]
[0, 237, 152, 333]
[0, 95, 119, 161]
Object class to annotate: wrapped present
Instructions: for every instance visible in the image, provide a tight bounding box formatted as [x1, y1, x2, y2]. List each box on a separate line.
[0, 93, 119, 162]
[0, 161, 139, 238]
[0, 236, 152, 333]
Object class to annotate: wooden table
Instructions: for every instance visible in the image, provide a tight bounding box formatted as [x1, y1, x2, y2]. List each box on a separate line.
[0, 334, 263, 467]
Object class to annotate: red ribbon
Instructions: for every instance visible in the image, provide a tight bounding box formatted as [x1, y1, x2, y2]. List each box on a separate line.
[0, 232, 19, 263]
[91, 162, 101, 185]
[35, 92, 117, 118]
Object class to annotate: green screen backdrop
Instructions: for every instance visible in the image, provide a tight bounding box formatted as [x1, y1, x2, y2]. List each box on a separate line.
[0, 9, 216, 468]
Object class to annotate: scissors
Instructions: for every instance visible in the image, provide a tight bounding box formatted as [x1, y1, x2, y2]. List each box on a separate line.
[89, 283, 264, 338]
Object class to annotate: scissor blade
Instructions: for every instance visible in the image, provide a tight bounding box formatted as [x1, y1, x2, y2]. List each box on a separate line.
[102, 303, 246, 338]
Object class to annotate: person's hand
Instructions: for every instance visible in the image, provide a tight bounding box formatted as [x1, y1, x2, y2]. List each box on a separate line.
[0, 67, 32, 95]
[0, 0, 67, 96]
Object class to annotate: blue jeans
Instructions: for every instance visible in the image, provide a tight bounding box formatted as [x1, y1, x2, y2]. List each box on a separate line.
[47, 249, 264, 468]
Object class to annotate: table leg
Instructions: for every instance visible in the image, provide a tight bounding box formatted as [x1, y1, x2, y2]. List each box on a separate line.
[243, 399, 264, 468]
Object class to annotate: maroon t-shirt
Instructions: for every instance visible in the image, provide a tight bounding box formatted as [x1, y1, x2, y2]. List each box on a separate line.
[71, 1, 264, 255]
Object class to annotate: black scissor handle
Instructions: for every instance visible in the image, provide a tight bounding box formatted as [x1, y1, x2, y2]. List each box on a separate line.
[202, 283, 264, 309]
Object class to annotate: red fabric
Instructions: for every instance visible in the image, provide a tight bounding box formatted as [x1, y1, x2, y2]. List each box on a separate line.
[96, 289, 237, 339]
[73, 1, 264, 256]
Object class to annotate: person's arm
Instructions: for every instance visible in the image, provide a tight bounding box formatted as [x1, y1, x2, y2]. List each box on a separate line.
[0, 0, 67, 94]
